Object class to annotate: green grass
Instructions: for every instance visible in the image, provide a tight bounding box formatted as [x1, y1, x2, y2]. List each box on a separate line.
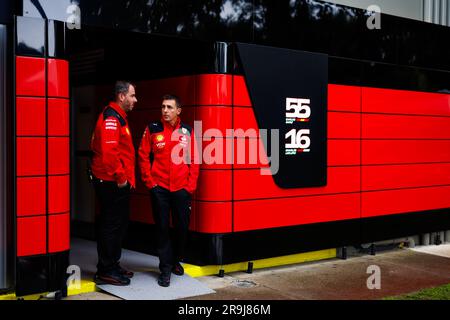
[383, 283, 450, 300]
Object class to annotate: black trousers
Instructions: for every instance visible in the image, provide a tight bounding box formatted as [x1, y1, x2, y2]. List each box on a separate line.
[150, 186, 192, 274]
[93, 178, 130, 273]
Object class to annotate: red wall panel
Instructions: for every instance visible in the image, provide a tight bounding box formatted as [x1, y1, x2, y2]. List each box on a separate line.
[48, 98, 69, 136]
[48, 175, 70, 214]
[362, 87, 450, 116]
[16, 97, 46, 136]
[328, 112, 360, 139]
[328, 84, 361, 112]
[196, 74, 232, 105]
[130, 194, 153, 224]
[135, 76, 196, 108]
[17, 177, 46, 216]
[362, 163, 450, 191]
[234, 107, 258, 132]
[17, 137, 46, 176]
[362, 140, 450, 165]
[17, 216, 46, 256]
[47, 59, 69, 98]
[328, 140, 360, 166]
[234, 193, 361, 231]
[15, 56, 45, 97]
[48, 137, 70, 174]
[233, 75, 252, 106]
[234, 166, 360, 200]
[200, 138, 233, 169]
[362, 114, 450, 139]
[362, 186, 450, 218]
[195, 201, 232, 233]
[48, 213, 70, 253]
[196, 106, 232, 136]
[196, 170, 232, 201]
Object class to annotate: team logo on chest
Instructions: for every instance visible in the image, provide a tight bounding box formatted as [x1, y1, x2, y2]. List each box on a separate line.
[155, 134, 165, 149]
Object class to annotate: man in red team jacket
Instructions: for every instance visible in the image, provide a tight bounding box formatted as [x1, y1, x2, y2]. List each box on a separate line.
[90, 81, 137, 286]
[138, 94, 199, 287]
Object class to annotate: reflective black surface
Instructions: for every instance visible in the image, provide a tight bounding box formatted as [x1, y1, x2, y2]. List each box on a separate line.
[48, 20, 66, 58]
[22, 0, 450, 73]
[15, 16, 46, 56]
[0, 0, 15, 24]
[67, 25, 234, 87]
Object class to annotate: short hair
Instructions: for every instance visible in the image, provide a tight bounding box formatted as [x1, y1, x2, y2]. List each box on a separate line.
[115, 81, 134, 96]
[162, 94, 181, 108]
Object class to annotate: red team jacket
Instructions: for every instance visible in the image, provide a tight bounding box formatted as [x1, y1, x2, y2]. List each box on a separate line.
[90, 102, 136, 187]
[138, 117, 199, 193]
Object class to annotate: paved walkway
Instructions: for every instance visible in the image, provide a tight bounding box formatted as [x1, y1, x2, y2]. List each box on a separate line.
[66, 245, 450, 300]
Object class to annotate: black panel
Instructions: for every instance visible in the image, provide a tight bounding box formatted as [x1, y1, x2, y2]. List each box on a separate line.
[16, 255, 49, 296]
[0, 24, 14, 294]
[48, 251, 69, 295]
[15, 16, 46, 57]
[67, 25, 233, 87]
[0, 0, 14, 24]
[21, 1, 450, 73]
[74, 208, 450, 266]
[361, 209, 450, 244]
[16, 251, 69, 297]
[236, 43, 328, 188]
[48, 20, 65, 58]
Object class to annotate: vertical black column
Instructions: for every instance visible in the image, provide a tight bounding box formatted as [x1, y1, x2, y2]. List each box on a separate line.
[0, 22, 14, 294]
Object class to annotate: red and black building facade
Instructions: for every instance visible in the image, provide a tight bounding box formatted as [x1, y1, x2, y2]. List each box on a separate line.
[1, 0, 450, 296]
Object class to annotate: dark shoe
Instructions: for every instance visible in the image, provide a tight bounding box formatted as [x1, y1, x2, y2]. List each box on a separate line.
[117, 265, 134, 278]
[172, 263, 184, 276]
[94, 271, 130, 286]
[157, 273, 170, 287]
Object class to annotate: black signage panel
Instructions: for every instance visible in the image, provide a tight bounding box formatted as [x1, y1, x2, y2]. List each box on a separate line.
[236, 43, 327, 188]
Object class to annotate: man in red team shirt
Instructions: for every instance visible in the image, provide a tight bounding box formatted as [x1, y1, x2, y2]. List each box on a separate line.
[138, 94, 199, 287]
[90, 81, 137, 286]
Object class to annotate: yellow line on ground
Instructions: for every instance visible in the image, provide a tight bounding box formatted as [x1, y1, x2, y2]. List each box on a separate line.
[184, 248, 336, 277]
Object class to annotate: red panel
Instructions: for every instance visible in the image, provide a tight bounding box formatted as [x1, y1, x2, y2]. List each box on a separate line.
[328, 140, 360, 166]
[195, 201, 232, 233]
[362, 163, 450, 191]
[17, 216, 46, 256]
[135, 76, 197, 108]
[48, 137, 70, 174]
[48, 213, 70, 253]
[17, 137, 46, 176]
[195, 106, 232, 136]
[234, 107, 258, 131]
[15, 56, 45, 97]
[48, 98, 70, 136]
[234, 193, 361, 231]
[362, 140, 450, 165]
[362, 114, 450, 139]
[233, 75, 252, 106]
[196, 170, 232, 201]
[362, 186, 450, 218]
[328, 112, 360, 139]
[16, 97, 46, 136]
[130, 194, 153, 224]
[200, 138, 233, 169]
[47, 59, 69, 98]
[196, 74, 232, 105]
[233, 138, 270, 169]
[328, 84, 361, 112]
[234, 166, 360, 200]
[48, 175, 70, 214]
[362, 87, 450, 116]
[17, 177, 46, 216]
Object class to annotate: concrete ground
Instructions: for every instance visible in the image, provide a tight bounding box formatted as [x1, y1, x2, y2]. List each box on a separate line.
[65, 244, 450, 300]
